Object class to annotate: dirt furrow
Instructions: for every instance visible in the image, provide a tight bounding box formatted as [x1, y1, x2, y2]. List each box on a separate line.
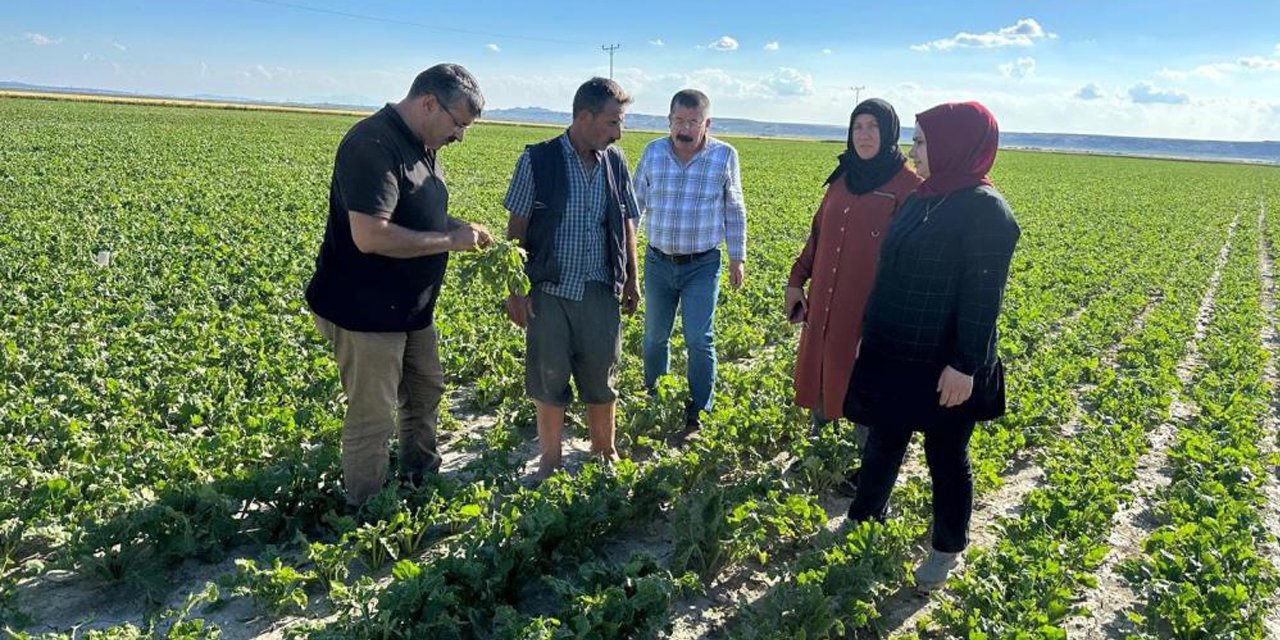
[1253, 196, 1280, 640]
[1066, 211, 1240, 639]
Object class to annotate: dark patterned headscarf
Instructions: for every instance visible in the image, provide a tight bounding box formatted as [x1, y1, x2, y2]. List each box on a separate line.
[824, 98, 908, 195]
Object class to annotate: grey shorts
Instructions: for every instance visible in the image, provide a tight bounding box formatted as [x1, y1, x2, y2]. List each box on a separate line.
[526, 281, 622, 406]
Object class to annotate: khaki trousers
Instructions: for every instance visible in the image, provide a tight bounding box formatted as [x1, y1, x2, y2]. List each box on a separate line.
[314, 315, 445, 506]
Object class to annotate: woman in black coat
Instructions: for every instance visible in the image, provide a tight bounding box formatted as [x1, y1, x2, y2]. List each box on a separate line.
[843, 101, 1020, 592]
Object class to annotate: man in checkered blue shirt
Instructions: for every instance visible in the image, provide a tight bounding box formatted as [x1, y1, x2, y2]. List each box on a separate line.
[633, 89, 748, 434]
[503, 78, 641, 481]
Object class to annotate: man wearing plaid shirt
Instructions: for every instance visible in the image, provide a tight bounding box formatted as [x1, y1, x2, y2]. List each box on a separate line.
[504, 78, 641, 481]
[634, 89, 747, 433]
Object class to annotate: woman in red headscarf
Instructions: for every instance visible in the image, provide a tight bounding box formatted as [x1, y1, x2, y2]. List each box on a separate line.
[843, 101, 1020, 593]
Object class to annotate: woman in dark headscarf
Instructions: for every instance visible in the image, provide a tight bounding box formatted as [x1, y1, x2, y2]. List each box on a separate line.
[786, 98, 921, 495]
[844, 101, 1020, 592]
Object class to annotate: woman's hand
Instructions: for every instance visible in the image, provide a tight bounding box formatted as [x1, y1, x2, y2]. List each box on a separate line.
[937, 365, 973, 407]
[784, 286, 807, 323]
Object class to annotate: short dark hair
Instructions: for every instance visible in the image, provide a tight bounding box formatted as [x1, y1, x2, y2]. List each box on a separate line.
[408, 63, 484, 117]
[669, 89, 710, 114]
[572, 77, 632, 117]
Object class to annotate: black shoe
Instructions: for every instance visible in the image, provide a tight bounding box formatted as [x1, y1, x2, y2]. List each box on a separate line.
[679, 419, 702, 439]
[399, 456, 442, 490]
[834, 469, 860, 498]
[399, 449, 443, 483]
[681, 402, 702, 431]
[675, 410, 703, 442]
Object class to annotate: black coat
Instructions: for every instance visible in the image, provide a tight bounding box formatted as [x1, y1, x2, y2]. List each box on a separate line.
[844, 185, 1020, 429]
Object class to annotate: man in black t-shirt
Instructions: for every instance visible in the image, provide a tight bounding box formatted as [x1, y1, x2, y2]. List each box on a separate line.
[305, 63, 492, 507]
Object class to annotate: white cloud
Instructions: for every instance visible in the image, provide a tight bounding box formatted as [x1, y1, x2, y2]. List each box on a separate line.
[667, 68, 764, 98]
[23, 32, 60, 46]
[547, 65, 815, 105]
[881, 85, 1280, 140]
[764, 41, 779, 52]
[486, 43, 501, 53]
[912, 18, 1055, 52]
[1238, 56, 1280, 70]
[1157, 63, 1235, 81]
[649, 39, 664, 46]
[200, 61, 208, 77]
[1158, 45, 1280, 81]
[1076, 83, 1104, 100]
[999, 57, 1036, 79]
[822, 48, 832, 55]
[81, 52, 92, 62]
[1129, 82, 1190, 105]
[47, 52, 1274, 141]
[685, 68, 756, 96]
[762, 67, 815, 96]
[247, 64, 299, 82]
[708, 36, 739, 51]
[112, 42, 127, 52]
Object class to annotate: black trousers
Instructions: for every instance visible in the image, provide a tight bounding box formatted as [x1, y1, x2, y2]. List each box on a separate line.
[847, 420, 976, 553]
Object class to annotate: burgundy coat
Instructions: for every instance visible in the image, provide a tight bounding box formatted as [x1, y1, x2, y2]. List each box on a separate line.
[788, 166, 922, 419]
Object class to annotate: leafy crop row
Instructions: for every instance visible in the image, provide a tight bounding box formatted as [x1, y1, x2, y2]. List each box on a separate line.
[3, 97, 1280, 638]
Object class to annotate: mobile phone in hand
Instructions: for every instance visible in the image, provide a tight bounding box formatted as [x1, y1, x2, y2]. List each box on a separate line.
[787, 300, 805, 324]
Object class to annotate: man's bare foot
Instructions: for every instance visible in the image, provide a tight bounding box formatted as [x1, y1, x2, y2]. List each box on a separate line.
[525, 463, 560, 487]
[593, 449, 622, 465]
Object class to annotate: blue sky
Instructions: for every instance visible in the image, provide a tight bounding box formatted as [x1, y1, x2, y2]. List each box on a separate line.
[4, 0, 1280, 140]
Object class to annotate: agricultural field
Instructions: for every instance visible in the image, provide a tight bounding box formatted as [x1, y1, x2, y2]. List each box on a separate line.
[2, 95, 1280, 639]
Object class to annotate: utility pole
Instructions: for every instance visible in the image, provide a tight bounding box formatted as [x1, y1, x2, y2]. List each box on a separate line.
[851, 85, 866, 104]
[602, 44, 621, 79]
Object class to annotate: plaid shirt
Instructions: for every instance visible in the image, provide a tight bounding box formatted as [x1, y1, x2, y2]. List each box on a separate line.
[634, 136, 747, 262]
[504, 133, 640, 301]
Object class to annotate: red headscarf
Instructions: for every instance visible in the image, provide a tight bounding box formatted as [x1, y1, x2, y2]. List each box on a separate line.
[914, 101, 999, 198]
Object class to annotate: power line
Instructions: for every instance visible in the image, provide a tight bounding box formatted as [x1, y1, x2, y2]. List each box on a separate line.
[601, 44, 620, 79]
[239, 0, 597, 47]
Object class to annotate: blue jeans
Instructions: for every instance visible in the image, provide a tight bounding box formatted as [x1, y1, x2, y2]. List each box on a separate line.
[642, 247, 721, 413]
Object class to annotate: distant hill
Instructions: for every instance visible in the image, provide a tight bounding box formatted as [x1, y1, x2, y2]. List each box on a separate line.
[485, 106, 1280, 165]
[484, 106, 851, 141]
[1, 80, 133, 97]
[999, 131, 1280, 165]
[0, 82, 377, 114]
[4, 81, 1278, 165]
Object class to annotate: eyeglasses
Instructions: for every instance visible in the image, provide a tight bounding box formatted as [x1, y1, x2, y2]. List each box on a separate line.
[432, 94, 471, 132]
[669, 117, 705, 130]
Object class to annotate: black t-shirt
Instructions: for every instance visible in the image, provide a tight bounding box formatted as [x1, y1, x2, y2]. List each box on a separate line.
[305, 105, 450, 332]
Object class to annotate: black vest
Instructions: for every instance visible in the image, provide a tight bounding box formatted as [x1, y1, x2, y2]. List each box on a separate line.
[524, 137, 630, 296]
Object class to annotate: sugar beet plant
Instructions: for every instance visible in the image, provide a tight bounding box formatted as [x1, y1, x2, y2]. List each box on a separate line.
[2, 96, 1280, 638]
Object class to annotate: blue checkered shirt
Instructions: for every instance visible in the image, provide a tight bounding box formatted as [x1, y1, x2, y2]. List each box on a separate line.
[504, 133, 640, 301]
[634, 136, 747, 262]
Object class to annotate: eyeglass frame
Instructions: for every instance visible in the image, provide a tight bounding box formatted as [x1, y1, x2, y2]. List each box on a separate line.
[668, 116, 707, 130]
[431, 93, 472, 132]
